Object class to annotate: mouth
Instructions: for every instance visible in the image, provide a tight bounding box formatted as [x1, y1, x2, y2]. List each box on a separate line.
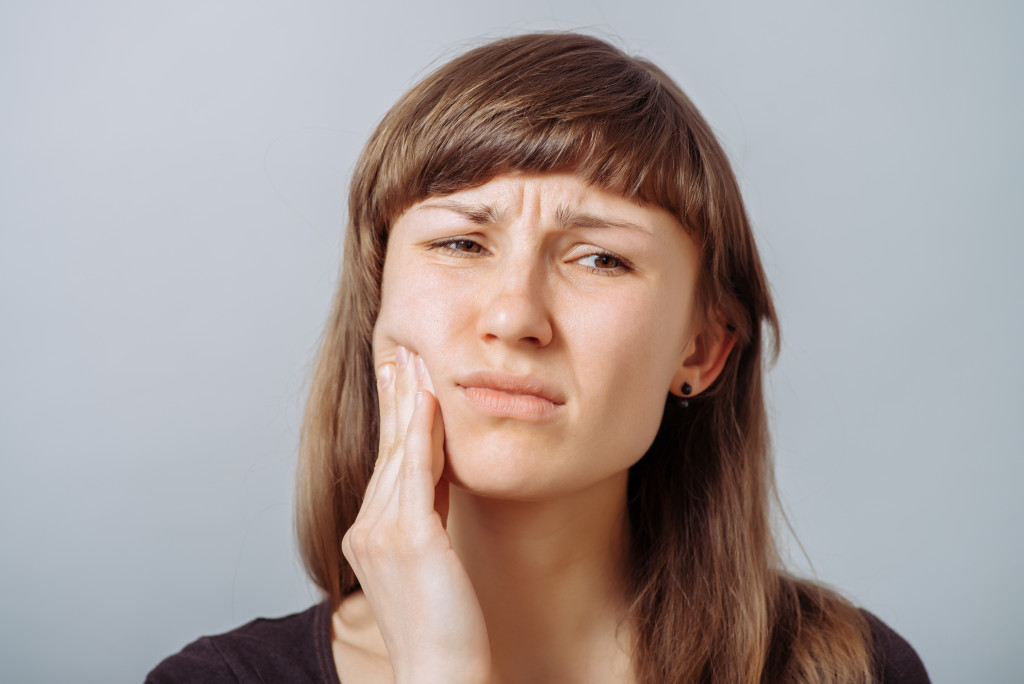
[456, 370, 565, 421]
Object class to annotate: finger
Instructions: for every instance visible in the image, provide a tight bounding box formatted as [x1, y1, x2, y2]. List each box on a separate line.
[414, 354, 447, 492]
[415, 355, 435, 395]
[398, 390, 445, 524]
[429, 396, 448, 524]
[427, 384, 445, 484]
[411, 353, 445, 485]
[375, 362, 397, 457]
[393, 345, 417, 447]
[362, 361, 397, 507]
[360, 348, 424, 518]
[362, 345, 417, 516]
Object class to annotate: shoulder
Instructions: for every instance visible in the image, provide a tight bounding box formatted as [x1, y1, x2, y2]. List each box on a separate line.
[862, 610, 931, 684]
[145, 601, 339, 684]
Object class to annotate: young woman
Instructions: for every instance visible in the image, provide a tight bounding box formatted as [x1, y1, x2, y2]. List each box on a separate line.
[148, 33, 930, 683]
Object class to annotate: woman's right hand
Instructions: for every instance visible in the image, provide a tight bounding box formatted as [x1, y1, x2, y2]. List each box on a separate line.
[341, 346, 491, 684]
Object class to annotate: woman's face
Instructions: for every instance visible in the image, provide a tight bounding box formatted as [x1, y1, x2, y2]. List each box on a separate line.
[373, 174, 703, 501]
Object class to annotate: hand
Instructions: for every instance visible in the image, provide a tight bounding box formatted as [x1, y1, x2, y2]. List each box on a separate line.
[341, 346, 491, 684]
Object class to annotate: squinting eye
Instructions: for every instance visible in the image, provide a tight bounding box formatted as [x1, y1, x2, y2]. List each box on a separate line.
[429, 238, 486, 255]
[450, 239, 483, 253]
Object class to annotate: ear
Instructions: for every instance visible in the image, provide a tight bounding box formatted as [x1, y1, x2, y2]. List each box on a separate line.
[670, 315, 737, 398]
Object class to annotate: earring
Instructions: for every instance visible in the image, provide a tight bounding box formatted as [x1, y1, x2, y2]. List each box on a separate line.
[675, 382, 693, 408]
[674, 382, 693, 409]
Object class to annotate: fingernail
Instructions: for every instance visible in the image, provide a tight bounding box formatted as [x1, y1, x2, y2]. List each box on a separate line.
[415, 357, 427, 380]
[396, 346, 409, 368]
[415, 391, 423, 407]
[378, 364, 394, 388]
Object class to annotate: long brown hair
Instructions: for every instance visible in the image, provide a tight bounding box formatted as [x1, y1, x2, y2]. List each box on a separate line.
[296, 32, 874, 683]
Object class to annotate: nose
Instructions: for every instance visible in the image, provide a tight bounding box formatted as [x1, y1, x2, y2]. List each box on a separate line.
[476, 258, 554, 348]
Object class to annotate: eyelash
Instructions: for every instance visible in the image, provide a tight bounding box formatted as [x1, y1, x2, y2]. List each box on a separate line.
[426, 238, 634, 276]
[576, 250, 633, 275]
[428, 238, 487, 256]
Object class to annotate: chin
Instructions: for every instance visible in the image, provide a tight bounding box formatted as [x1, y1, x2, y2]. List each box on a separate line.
[441, 430, 575, 502]
[441, 426, 631, 503]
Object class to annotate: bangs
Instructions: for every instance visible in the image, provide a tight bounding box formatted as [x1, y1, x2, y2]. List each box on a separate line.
[359, 34, 706, 233]
[348, 32, 767, 351]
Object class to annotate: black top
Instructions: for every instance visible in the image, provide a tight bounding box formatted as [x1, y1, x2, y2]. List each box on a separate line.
[146, 602, 339, 684]
[146, 601, 930, 683]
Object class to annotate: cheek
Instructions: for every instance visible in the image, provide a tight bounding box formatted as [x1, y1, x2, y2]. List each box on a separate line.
[568, 340, 678, 477]
[373, 260, 468, 364]
[568, 289, 690, 428]
[570, 286, 690, 380]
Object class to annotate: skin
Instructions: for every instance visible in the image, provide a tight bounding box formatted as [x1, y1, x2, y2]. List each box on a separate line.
[337, 174, 735, 683]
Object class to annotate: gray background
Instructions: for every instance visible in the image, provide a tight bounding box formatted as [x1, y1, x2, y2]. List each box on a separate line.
[2, 1, 1021, 682]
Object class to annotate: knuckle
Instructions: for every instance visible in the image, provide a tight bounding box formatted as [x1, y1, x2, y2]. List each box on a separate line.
[364, 530, 393, 557]
[393, 524, 436, 557]
[343, 524, 370, 557]
[342, 510, 440, 567]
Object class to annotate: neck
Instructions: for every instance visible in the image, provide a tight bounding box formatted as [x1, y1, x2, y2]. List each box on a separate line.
[446, 472, 635, 683]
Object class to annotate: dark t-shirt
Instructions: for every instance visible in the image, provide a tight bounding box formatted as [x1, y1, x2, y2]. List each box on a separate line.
[146, 601, 930, 683]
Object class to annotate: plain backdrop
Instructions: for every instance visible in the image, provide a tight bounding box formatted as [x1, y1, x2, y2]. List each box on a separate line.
[2, 1, 1021, 682]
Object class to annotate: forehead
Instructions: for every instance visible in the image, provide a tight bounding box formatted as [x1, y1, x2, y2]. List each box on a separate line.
[399, 174, 681, 237]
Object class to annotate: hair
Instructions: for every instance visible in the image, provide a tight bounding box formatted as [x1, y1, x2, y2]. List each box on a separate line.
[296, 32, 875, 683]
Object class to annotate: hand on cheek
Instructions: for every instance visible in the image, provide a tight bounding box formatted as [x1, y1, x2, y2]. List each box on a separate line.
[341, 346, 489, 683]
[374, 336, 436, 395]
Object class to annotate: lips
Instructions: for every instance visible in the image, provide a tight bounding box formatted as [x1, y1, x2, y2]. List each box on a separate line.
[456, 370, 565, 421]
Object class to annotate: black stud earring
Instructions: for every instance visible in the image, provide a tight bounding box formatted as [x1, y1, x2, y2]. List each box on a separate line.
[675, 382, 693, 409]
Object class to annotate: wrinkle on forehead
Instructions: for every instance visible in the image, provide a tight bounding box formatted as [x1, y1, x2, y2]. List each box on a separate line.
[412, 175, 661, 236]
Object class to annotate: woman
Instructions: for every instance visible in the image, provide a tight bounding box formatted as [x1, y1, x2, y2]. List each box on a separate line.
[148, 32, 930, 683]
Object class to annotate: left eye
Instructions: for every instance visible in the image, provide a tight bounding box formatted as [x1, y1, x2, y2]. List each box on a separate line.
[580, 254, 619, 268]
[575, 252, 629, 273]
[445, 239, 483, 253]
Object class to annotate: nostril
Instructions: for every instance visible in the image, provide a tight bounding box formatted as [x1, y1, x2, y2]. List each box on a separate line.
[476, 289, 554, 347]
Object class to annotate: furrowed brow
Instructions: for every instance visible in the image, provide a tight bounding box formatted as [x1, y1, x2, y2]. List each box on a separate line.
[416, 200, 503, 225]
[555, 206, 651, 235]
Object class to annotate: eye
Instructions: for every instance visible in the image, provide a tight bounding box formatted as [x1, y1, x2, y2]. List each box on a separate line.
[429, 238, 487, 256]
[574, 251, 632, 275]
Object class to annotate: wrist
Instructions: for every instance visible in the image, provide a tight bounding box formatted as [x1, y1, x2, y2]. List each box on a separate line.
[393, 657, 490, 684]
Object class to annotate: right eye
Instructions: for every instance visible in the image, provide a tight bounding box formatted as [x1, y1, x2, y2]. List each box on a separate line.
[430, 238, 486, 255]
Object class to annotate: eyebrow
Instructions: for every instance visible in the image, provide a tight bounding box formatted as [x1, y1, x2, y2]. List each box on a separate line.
[416, 200, 503, 225]
[415, 200, 651, 235]
[554, 206, 651, 235]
